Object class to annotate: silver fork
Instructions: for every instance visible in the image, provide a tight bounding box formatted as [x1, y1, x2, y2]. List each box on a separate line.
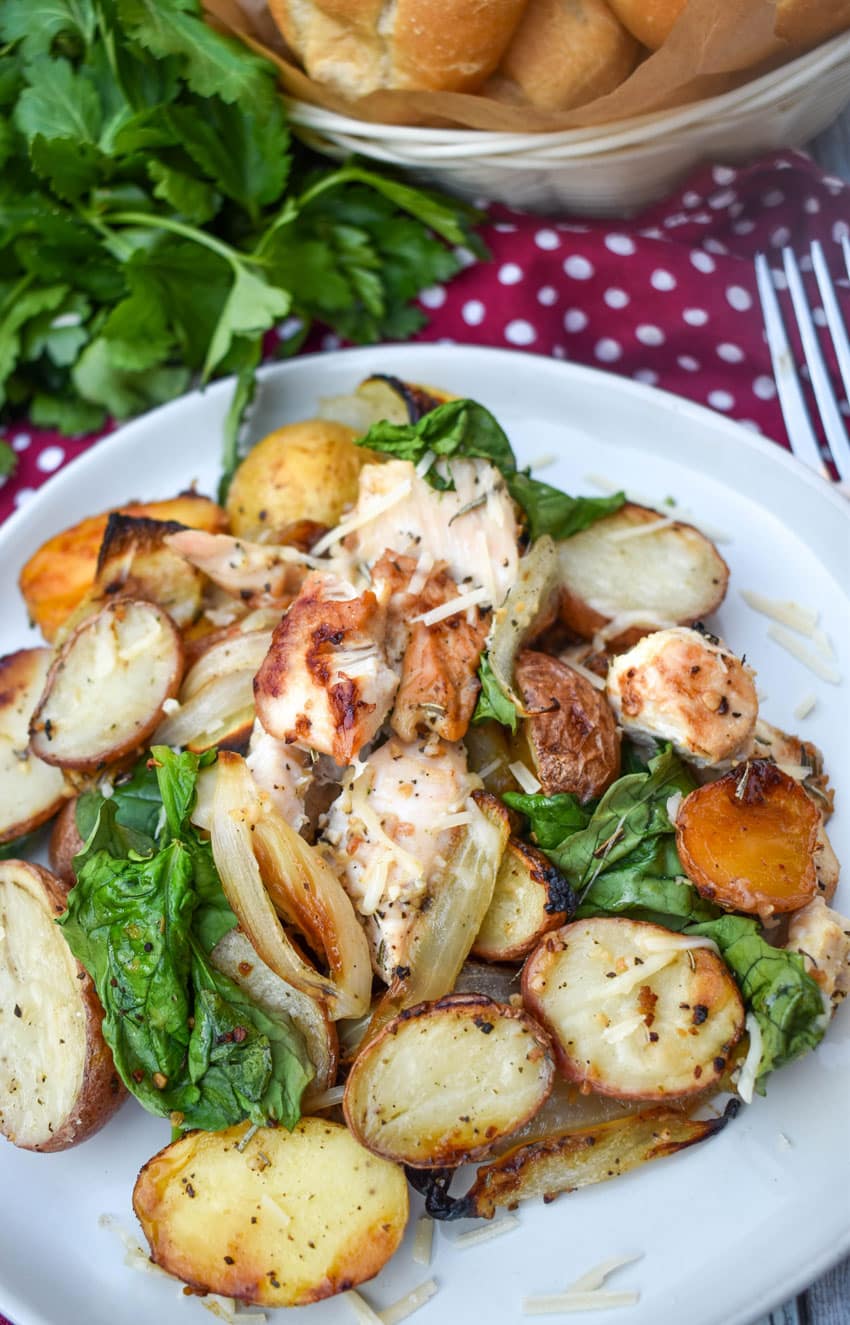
[754, 238, 850, 484]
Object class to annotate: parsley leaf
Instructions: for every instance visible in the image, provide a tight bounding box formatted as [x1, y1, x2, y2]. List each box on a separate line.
[0, 0, 96, 62]
[0, 439, 16, 477]
[202, 265, 290, 382]
[15, 56, 101, 143]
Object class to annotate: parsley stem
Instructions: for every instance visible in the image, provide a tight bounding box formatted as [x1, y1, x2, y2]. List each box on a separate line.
[99, 212, 263, 272]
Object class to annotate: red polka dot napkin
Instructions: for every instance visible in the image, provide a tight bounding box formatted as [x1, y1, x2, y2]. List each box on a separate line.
[1, 147, 848, 528]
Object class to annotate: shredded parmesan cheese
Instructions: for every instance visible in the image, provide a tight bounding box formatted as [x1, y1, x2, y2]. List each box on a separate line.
[567, 1253, 644, 1293]
[523, 1290, 640, 1314]
[413, 586, 490, 628]
[766, 624, 842, 685]
[737, 1012, 763, 1104]
[608, 517, 675, 542]
[454, 1215, 521, 1247]
[407, 551, 435, 599]
[739, 590, 819, 635]
[593, 610, 675, 647]
[312, 479, 413, 556]
[477, 757, 504, 780]
[794, 693, 817, 720]
[380, 1279, 439, 1325]
[564, 657, 606, 691]
[776, 762, 813, 782]
[346, 1291, 384, 1325]
[638, 931, 720, 957]
[415, 449, 436, 478]
[601, 1013, 646, 1044]
[665, 792, 683, 824]
[304, 1083, 346, 1110]
[508, 761, 542, 795]
[437, 810, 475, 830]
[528, 452, 557, 471]
[412, 1216, 434, 1267]
[161, 696, 181, 715]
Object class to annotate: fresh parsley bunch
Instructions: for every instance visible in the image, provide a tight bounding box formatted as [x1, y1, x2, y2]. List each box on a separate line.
[0, 0, 482, 483]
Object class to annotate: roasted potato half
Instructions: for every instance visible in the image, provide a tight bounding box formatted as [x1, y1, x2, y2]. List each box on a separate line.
[29, 599, 183, 771]
[473, 838, 574, 962]
[607, 626, 758, 767]
[514, 650, 620, 801]
[0, 860, 125, 1150]
[523, 918, 745, 1101]
[557, 502, 729, 649]
[344, 993, 555, 1167]
[18, 493, 225, 642]
[133, 1118, 409, 1305]
[676, 760, 820, 919]
[0, 648, 68, 843]
[320, 374, 450, 433]
[225, 419, 378, 539]
[210, 928, 338, 1094]
[49, 797, 84, 886]
[93, 514, 205, 627]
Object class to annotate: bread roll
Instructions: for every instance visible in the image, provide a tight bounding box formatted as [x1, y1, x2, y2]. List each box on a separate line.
[774, 0, 850, 48]
[486, 0, 640, 112]
[607, 0, 686, 49]
[268, 0, 531, 98]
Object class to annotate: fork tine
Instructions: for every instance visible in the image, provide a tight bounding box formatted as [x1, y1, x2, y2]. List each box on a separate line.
[811, 241, 850, 410]
[782, 246, 850, 482]
[754, 253, 825, 476]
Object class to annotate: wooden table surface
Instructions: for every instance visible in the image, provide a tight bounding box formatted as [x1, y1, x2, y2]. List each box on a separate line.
[756, 105, 850, 1325]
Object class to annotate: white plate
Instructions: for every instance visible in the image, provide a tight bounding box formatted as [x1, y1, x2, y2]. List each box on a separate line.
[1, 346, 848, 1325]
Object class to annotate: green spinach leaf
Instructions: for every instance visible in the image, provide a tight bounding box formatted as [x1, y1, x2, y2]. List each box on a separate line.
[472, 655, 519, 734]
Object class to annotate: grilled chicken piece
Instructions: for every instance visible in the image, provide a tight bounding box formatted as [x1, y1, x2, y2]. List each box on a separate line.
[323, 735, 478, 981]
[254, 572, 398, 765]
[786, 896, 850, 1012]
[371, 552, 489, 742]
[607, 626, 758, 767]
[245, 722, 312, 834]
[166, 530, 316, 607]
[345, 458, 520, 607]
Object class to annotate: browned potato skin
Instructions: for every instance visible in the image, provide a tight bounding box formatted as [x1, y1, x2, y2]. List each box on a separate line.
[472, 838, 573, 962]
[344, 993, 555, 1168]
[225, 419, 379, 539]
[134, 1119, 408, 1305]
[18, 494, 225, 643]
[49, 797, 84, 887]
[458, 1104, 737, 1218]
[0, 861, 126, 1151]
[558, 503, 729, 650]
[0, 648, 69, 842]
[514, 650, 620, 801]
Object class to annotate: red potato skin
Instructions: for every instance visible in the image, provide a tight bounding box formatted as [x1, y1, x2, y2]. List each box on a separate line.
[0, 649, 70, 842]
[1, 861, 126, 1152]
[49, 797, 84, 887]
[515, 650, 620, 802]
[28, 599, 184, 772]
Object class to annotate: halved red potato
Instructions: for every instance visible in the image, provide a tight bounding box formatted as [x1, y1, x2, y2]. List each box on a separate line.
[29, 599, 183, 771]
[607, 626, 758, 766]
[133, 1118, 408, 1306]
[93, 514, 205, 627]
[48, 797, 83, 886]
[676, 761, 820, 919]
[514, 650, 620, 801]
[473, 838, 574, 962]
[210, 928, 338, 1095]
[558, 502, 729, 650]
[0, 649, 68, 843]
[0, 860, 126, 1150]
[522, 917, 745, 1100]
[18, 493, 225, 643]
[344, 993, 555, 1168]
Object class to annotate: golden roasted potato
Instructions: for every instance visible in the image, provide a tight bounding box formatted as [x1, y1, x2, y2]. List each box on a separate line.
[319, 374, 450, 433]
[514, 649, 620, 801]
[0, 860, 126, 1150]
[93, 514, 206, 627]
[344, 993, 555, 1167]
[0, 648, 69, 843]
[49, 797, 84, 886]
[18, 494, 225, 642]
[676, 760, 820, 919]
[558, 503, 729, 649]
[473, 838, 573, 962]
[607, 626, 758, 767]
[30, 599, 184, 772]
[225, 419, 378, 539]
[522, 918, 745, 1100]
[133, 1118, 409, 1305]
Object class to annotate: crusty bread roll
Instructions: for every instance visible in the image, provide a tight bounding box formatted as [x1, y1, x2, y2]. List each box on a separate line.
[606, 0, 686, 49]
[774, 0, 850, 47]
[268, 0, 531, 97]
[486, 0, 640, 112]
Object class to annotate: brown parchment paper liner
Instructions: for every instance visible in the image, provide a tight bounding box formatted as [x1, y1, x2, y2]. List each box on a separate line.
[203, 0, 850, 133]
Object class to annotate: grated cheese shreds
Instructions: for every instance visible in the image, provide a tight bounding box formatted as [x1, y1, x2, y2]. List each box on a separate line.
[608, 517, 675, 542]
[311, 478, 413, 555]
[739, 589, 819, 636]
[566, 1253, 644, 1293]
[523, 1290, 640, 1315]
[593, 610, 675, 646]
[415, 449, 436, 478]
[414, 585, 490, 628]
[454, 1215, 521, 1248]
[766, 624, 842, 685]
[412, 1216, 434, 1267]
[564, 657, 606, 691]
[665, 791, 683, 825]
[346, 1290, 384, 1325]
[437, 810, 475, 830]
[380, 1279, 439, 1325]
[407, 551, 435, 599]
[477, 756, 504, 780]
[508, 761, 542, 795]
[304, 1083, 346, 1110]
[737, 1012, 763, 1104]
[639, 932, 719, 956]
[776, 762, 814, 782]
[528, 452, 558, 471]
[793, 693, 817, 720]
[601, 1013, 645, 1044]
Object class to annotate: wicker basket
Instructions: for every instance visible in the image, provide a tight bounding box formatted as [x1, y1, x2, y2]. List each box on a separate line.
[287, 30, 850, 215]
